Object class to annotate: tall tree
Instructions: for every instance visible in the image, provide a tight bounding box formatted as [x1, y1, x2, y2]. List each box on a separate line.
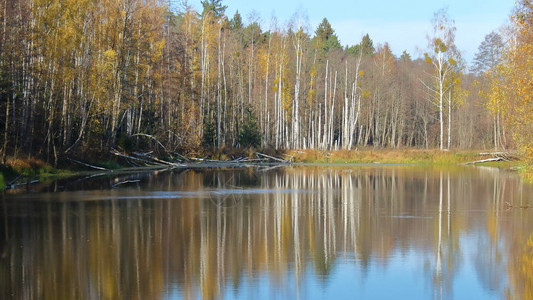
[471, 31, 504, 74]
[473, 31, 506, 150]
[347, 34, 375, 57]
[501, 0, 533, 166]
[312, 18, 341, 57]
[201, 0, 227, 18]
[229, 10, 243, 30]
[423, 8, 460, 150]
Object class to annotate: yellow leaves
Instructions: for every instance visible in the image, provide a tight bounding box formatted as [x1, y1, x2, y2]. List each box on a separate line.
[309, 65, 317, 79]
[103, 49, 117, 60]
[495, 1, 533, 166]
[433, 38, 448, 53]
[361, 89, 372, 99]
[424, 53, 433, 65]
[358, 70, 365, 77]
[448, 57, 456, 65]
[151, 39, 165, 61]
[307, 88, 316, 103]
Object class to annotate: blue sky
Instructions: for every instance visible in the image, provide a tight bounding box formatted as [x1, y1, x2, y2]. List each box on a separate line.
[187, 0, 515, 64]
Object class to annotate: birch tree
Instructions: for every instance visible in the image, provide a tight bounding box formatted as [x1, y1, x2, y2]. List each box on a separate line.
[423, 8, 460, 150]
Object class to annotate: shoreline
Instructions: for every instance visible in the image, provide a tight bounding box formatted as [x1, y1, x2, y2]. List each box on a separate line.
[1, 149, 527, 190]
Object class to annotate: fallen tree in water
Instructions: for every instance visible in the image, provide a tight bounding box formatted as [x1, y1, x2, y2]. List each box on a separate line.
[463, 151, 519, 165]
[107, 149, 293, 169]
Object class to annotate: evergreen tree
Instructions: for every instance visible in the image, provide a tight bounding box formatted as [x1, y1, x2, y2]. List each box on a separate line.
[312, 18, 341, 55]
[201, 0, 227, 18]
[400, 50, 412, 62]
[229, 10, 243, 30]
[239, 108, 261, 148]
[346, 34, 375, 56]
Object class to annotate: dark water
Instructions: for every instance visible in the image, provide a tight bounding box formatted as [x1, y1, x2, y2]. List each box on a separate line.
[1, 165, 533, 299]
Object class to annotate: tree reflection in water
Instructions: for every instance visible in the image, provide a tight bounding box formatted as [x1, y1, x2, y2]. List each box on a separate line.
[0, 166, 532, 299]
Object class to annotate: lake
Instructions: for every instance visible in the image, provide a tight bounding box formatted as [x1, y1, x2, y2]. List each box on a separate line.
[1, 165, 532, 299]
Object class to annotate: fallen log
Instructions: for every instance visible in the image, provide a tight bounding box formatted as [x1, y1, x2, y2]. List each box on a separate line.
[478, 151, 520, 161]
[463, 157, 505, 165]
[5, 179, 40, 190]
[112, 180, 141, 188]
[132, 152, 184, 167]
[171, 152, 191, 162]
[111, 149, 162, 166]
[256, 152, 290, 163]
[68, 158, 109, 171]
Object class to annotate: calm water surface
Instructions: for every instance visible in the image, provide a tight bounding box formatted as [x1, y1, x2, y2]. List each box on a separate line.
[1, 165, 533, 299]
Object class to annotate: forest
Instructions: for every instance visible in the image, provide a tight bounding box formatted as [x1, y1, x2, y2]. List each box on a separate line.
[0, 0, 531, 167]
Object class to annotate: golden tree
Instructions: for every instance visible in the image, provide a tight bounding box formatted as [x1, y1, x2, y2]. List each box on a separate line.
[503, 0, 533, 170]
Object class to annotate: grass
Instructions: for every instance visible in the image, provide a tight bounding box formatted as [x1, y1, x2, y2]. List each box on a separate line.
[289, 148, 523, 166]
[1, 157, 75, 186]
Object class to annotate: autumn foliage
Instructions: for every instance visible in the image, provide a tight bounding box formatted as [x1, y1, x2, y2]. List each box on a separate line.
[504, 1, 533, 167]
[0, 0, 530, 167]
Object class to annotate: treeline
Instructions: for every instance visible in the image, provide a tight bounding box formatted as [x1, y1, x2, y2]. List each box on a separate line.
[0, 0, 530, 164]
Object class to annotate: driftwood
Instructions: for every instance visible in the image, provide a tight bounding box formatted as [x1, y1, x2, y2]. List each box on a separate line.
[256, 152, 290, 163]
[111, 149, 185, 168]
[4, 175, 40, 190]
[479, 151, 519, 160]
[186, 152, 292, 165]
[111, 149, 291, 170]
[7, 175, 22, 187]
[463, 157, 506, 165]
[132, 152, 184, 167]
[68, 158, 109, 171]
[479, 152, 508, 155]
[172, 152, 191, 162]
[112, 179, 141, 188]
[464, 151, 519, 165]
[5, 179, 40, 190]
[111, 149, 161, 166]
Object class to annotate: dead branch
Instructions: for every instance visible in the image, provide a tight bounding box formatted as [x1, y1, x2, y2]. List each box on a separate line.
[67, 158, 109, 171]
[112, 180, 141, 188]
[132, 152, 184, 167]
[463, 157, 505, 165]
[256, 152, 290, 163]
[111, 149, 162, 166]
[478, 151, 519, 161]
[131, 133, 167, 152]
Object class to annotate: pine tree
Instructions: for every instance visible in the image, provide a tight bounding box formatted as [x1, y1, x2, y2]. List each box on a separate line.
[229, 10, 243, 30]
[201, 0, 227, 18]
[346, 34, 375, 56]
[312, 18, 341, 55]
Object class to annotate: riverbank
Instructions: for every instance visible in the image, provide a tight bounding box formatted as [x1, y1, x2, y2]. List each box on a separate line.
[288, 149, 533, 181]
[288, 149, 518, 164]
[0, 149, 528, 190]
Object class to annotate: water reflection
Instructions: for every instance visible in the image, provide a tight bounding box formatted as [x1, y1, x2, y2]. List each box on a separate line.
[1, 166, 532, 299]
